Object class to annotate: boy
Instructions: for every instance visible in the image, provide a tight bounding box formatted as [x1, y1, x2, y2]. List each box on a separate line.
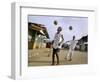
[65, 36, 78, 61]
[51, 27, 64, 65]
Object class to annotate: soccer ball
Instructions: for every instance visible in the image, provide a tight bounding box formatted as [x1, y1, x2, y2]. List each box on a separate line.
[54, 20, 58, 25]
[69, 26, 73, 30]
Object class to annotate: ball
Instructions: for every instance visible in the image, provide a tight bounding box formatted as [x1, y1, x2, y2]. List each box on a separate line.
[69, 26, 73, 30]
[54, 20, 58, 25]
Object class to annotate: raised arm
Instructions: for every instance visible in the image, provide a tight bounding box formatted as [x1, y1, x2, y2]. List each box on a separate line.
[61, 35, 64, 43]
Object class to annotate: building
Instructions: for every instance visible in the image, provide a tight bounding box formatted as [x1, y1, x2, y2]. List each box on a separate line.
[28, 22, 49, 49]
[62, 35, 88, 51]
[77, 35, 88, 51]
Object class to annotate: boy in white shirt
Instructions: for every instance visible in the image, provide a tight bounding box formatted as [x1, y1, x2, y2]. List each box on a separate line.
[65, 36, 78, 61]
[51, 27, 64, 65]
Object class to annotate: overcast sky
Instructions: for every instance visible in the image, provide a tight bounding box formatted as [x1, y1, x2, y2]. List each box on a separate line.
[28, 15, 88, 42]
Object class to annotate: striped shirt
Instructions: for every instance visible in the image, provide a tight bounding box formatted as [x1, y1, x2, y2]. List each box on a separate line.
[53, 33, 63, 49]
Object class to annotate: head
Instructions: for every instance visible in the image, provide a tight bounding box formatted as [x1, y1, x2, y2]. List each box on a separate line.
[57, 27, 62, 33]
[73, 36, 75, 40]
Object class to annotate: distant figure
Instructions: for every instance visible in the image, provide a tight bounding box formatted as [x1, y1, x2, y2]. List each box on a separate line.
[51, 27, 64, 65]
[65, 36, 78, 61]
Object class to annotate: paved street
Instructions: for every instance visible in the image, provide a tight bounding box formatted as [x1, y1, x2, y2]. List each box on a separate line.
[28, 48, 88, 66]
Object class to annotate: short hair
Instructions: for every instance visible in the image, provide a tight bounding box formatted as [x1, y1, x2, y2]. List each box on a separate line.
[73, 35, 75, 39]
[58, 27, 62, 31]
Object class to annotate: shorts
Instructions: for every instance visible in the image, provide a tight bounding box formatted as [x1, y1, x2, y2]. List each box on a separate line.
[53, 48, 60, 54]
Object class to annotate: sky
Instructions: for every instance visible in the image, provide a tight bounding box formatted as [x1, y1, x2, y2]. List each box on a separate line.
[28, 15, 88, 42]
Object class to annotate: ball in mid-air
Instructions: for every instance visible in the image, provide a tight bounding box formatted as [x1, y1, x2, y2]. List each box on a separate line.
[69, 26, 73, 30]
[54, 20, 58, 25]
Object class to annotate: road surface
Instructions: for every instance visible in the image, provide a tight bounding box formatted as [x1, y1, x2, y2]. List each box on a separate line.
[28, 48, 88, 66]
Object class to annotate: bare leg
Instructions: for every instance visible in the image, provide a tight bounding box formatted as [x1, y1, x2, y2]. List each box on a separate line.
[64, 50, 68, 59]
[68, 53, 72, 61]
[67, 49, 72, 61]
[56, 52, 59, 65]
[51, 49, 55, 65]
[68, 49, 74, 61]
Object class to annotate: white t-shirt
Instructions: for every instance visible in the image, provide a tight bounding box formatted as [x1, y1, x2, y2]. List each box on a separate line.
[53, 33, 62, 49]
[70, 40, 78, 50]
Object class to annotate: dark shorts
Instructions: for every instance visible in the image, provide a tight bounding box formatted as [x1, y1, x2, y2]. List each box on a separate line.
[53, 48, 60, 54]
